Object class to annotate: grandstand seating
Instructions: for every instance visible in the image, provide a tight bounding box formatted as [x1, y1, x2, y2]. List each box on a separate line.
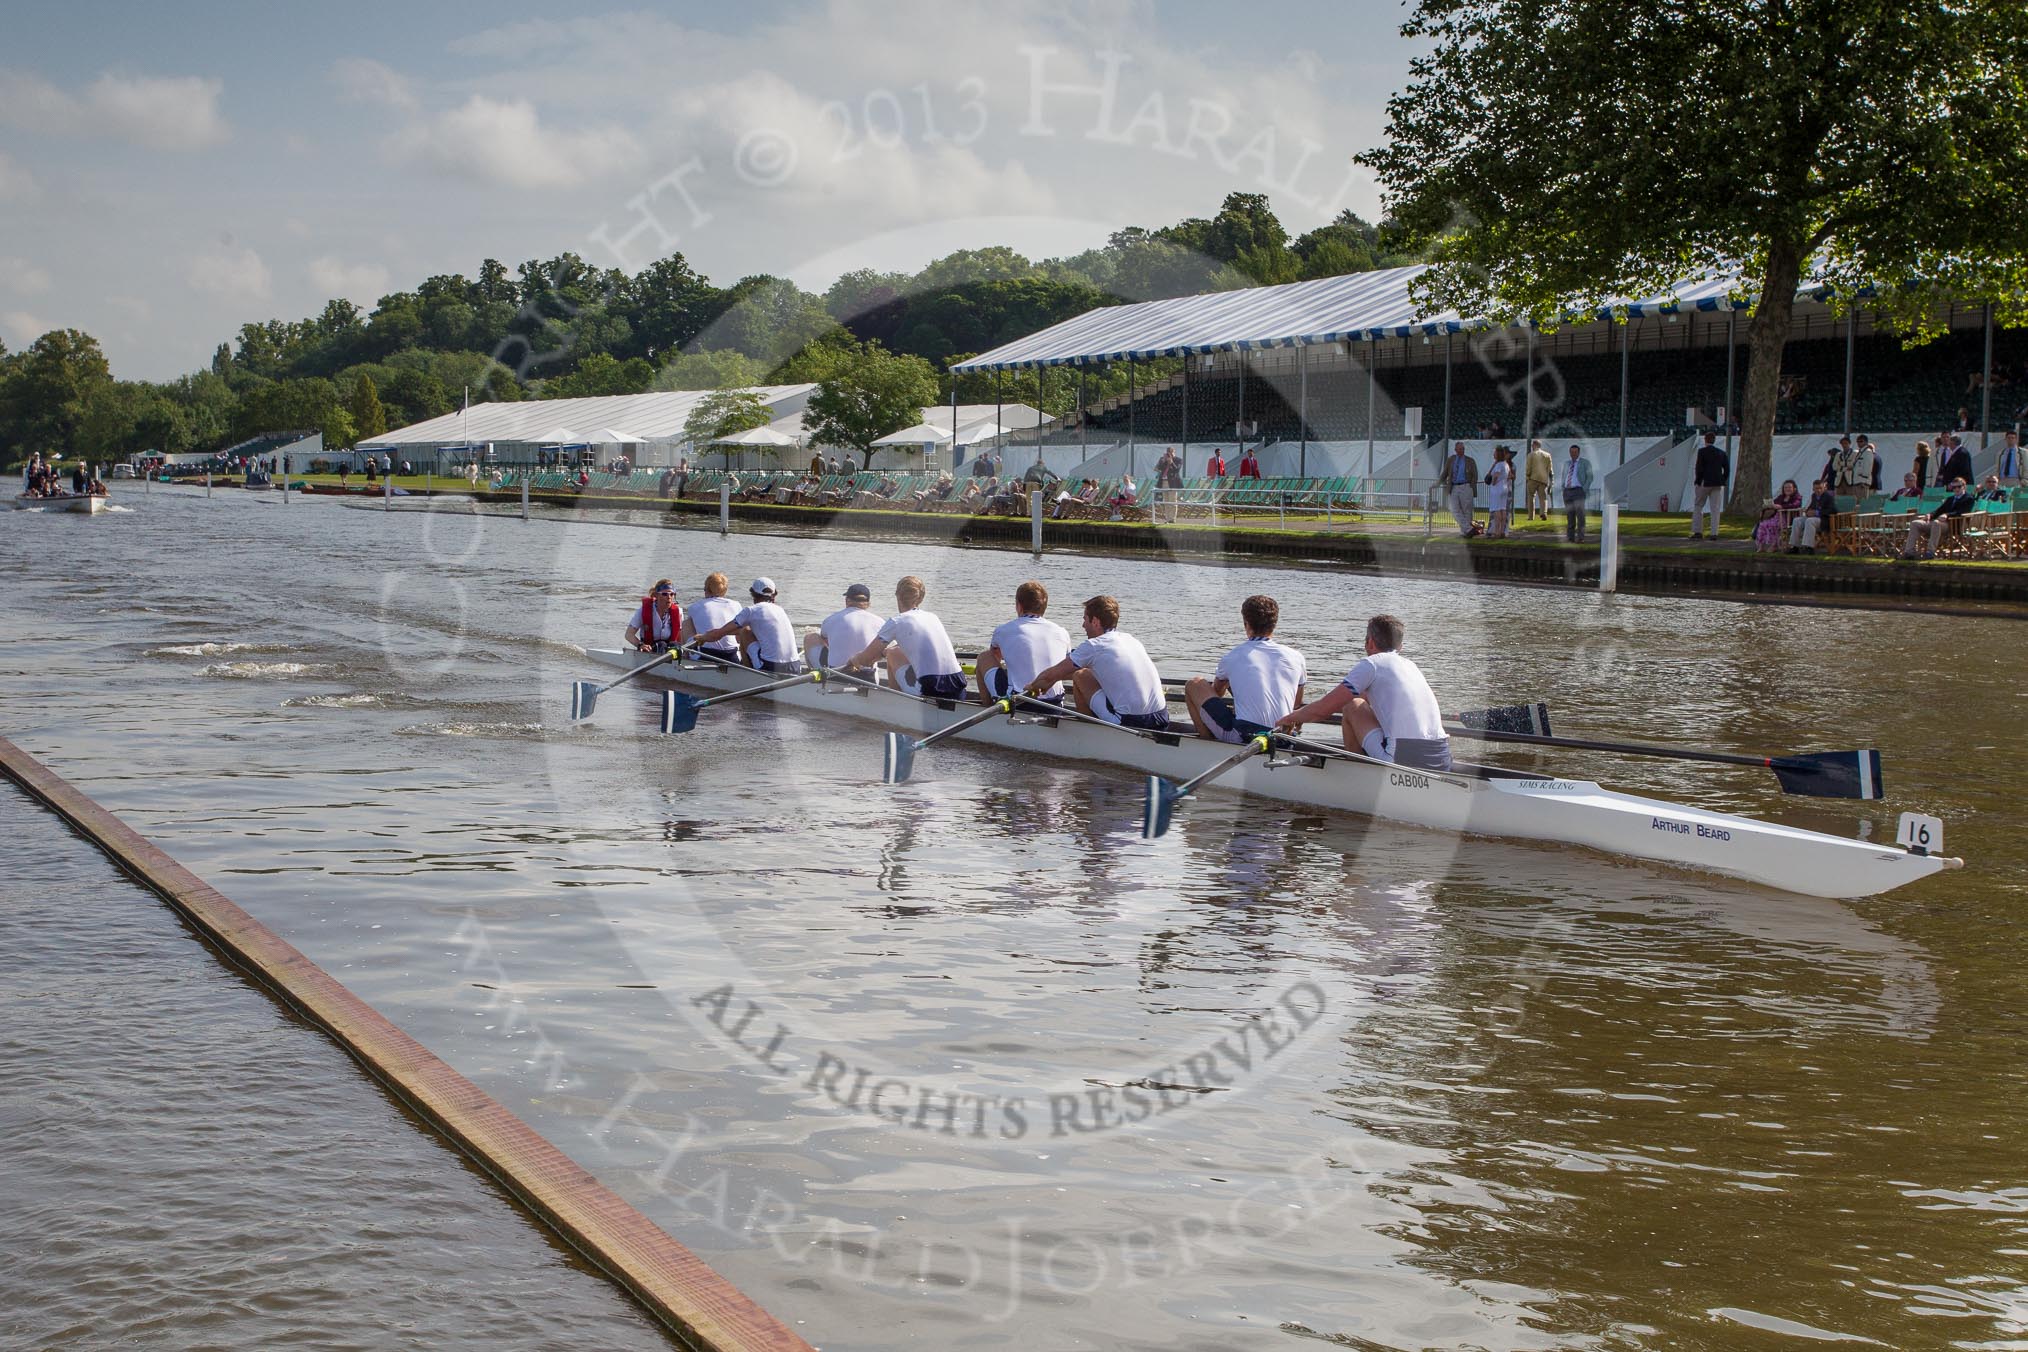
[1085, 328, 2027, 444]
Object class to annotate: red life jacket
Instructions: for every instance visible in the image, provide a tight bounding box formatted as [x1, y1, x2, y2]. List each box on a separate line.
[635, 598, 678, 644]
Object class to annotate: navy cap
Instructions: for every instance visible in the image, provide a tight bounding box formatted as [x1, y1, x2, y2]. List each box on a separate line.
[844, 582, 871, 601]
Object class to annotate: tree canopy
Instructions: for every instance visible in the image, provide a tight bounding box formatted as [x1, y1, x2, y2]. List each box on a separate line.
[1360, 0, 2028, 505]
[804, 342, 940, 468]
[680, 389, 775, 464]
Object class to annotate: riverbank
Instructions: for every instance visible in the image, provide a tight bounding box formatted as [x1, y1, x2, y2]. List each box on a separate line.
[427, 486, 2028, 610]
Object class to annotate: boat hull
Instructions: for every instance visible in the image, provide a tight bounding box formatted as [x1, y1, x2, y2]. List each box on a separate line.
[12, 494, 107, 514]
[585, 648, 1950, 899]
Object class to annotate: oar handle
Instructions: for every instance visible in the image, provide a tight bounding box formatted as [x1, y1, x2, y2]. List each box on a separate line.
[1174, 734, 1272, 798]
[912, 698, 1013, 751]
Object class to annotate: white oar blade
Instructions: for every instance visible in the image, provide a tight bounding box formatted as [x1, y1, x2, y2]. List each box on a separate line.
[569, 681, 599, 721]
[883, 733, 917, 784]
[661, 690, 700, 735]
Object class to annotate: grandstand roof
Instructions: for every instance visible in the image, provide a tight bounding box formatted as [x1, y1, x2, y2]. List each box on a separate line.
[951, 263, 1820, 372]
[362, 385, 816, 447]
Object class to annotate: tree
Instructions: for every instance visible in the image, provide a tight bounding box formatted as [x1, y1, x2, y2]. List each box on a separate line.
[10, 329, 114, 456]
[655, 348, 761, 391]
[681, 389, 774, 466]
[323, 406, 358, 452]
[1361, 0, 2028, 510]
[803, 342, 939, 469]
[349, 373, 387, 442]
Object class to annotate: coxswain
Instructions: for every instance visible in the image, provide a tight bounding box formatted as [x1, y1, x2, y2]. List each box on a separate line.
[805, 581, 884, 668]
[1023, 595, 1169, 729]
[624, 579, 683, 652]
[678, 572, 744, 665]
[844, 575, 965, 698]
[691, 578, 801, 673]
[1185, 595, 1305, 742]
[974, 580, 1070, 706]
[1276, 614, 1451, 770]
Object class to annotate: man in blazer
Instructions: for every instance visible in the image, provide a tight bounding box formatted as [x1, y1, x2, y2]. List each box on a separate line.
[1934, 433, 1975, 487]
[1439, 441, 1481, 537]
[1559, 444, 1594, 542]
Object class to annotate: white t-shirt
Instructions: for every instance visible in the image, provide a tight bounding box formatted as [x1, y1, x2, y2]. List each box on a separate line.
[733, 601, 797, 664]
[1069, 629, 1165, 717]
[990, 614, 1071, 697]
[875, 609, 961, 678]
[1340, 651, 1445, 742]
[819, 606, 885, 664]
[1214, 637, 1306, 728]
[628, 602, 678, 644]
[686, 595, 741, 649]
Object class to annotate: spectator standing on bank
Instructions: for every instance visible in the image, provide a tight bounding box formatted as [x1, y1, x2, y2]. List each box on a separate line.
[1560, 445, 1593, 543]
[1484, 446, 1514, 538]
[1523, 439, 1553, 520]
[1996, 430, 2022, 485]
[1936, 433, 1975, 486]
[1440, 441, 1480, 538]
[1690, 431, 1730, 539]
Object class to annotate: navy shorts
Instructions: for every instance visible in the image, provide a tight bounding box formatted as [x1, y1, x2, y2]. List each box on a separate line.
[1117, 709, 1170, 732]
[903, 670, 967, 700]
[752, 658, 805, 676]
[985, 667, 1062, 704]
[1200, 696, 1271, 745]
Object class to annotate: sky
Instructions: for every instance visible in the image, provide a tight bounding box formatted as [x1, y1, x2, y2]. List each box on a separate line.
[0, 0, 1420, 381]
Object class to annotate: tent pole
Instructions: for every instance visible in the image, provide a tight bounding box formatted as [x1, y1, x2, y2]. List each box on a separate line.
[1618, 314, 1630, 468]
[950, 380, 958, 471]
[1078, 365, 1087, 458]
[1298, 345, 1308, 479]
[1128, 357, 1137, 478]
[1724, 307, 1737, 460]
[1524, 325, 1536, 439]
[1843, 309, 1856, 437]
[1443, 330, 1453, 449]
[1182, 357, 1191, 470]
[1365, 335, 1376, 496]
[1981, 301, 1994, 453]
[1237, 349, 1248, 457]
[995, 369, 1002, 464]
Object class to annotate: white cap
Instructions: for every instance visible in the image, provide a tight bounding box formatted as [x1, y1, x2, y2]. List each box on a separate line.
[748, 577, 777, 597]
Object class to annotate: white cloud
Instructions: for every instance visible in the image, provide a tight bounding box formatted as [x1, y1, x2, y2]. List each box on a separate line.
[309, 255, 390, 301]
[0, 256, 52, 294]
[331, 57, 417, 113]
[1, 310, 47, 347]
[0, 150, 35, 199]
[0, 68, 229, 151]
[387, 94, 639, 190]
[186, 245, 271, 302]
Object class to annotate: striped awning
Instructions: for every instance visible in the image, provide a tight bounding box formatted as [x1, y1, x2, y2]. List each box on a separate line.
[951, 262, 1832, 372]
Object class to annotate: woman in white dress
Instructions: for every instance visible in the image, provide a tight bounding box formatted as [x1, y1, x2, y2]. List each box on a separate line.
[1485, 445, 1515, 537]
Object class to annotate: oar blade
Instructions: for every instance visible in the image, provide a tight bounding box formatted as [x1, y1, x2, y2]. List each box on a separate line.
[569, 681, 600, 721]
[1142, 776, 1185, 840]
[883, 733, 918, 785]
[660, 690, 700, 735]
[1769, 749, 1883, 800]
[1458, 702, 1553, 736]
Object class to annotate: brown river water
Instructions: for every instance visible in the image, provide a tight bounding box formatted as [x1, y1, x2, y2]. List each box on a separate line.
[2, 486, 2024, 1350]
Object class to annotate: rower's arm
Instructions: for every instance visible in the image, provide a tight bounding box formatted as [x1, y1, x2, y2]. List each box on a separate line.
[844, 637, 890, 671]
[624, 622, 646, 649]
[694, 620, 736, 645]
[678, 613, 696, 643]
[1279, 684, 1354, 729]
[1024, 655, 1077, 695]
[976, 643, 1002, 670]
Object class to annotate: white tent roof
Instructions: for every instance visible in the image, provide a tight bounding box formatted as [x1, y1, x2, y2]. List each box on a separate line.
[949, 263, 1832, 371]
[588, 427, 645, 444]
[953, 420, 1007, 445]
[713, 424, 798, 446]
[367, 386, 816, 446]
[872, 422, 953, 445]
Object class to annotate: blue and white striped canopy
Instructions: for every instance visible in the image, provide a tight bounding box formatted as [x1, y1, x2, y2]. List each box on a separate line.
[952, 262, 1827, 372]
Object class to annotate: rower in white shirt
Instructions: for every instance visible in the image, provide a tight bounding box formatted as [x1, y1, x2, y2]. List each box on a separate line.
[692, 577, 802, 674]
[1276, 614, 1451, 771]
[804, 581, 884, 668]
[1023, 595, 1169, 730]
[678, 571, 743, 665]
[1184, 594, 1305, 742]
[844, 575, 966, 699]
[974, 580, 1071, 706]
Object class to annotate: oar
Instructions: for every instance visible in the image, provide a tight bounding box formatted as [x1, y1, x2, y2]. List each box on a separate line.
[660, 669, 822, 734]
[571, 649, 679, 721]
[1445, 726, 1884, 799]
[1143, 734, 1273, 839]
[882, 699, 1014, 784]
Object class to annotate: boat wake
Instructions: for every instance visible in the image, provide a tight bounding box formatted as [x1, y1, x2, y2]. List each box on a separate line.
[201, 660, 315, 679]
[397, 720, 551, 740]
[152, 641, 282, 657]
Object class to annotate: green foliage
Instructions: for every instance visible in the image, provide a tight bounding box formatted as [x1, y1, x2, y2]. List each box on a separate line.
[349, 373, 387, 443]
[655, 349, 762, 391]
[680, 388, 775, 457]
[804, 341, 940, 467]
[539, 352, 655, 400]
[4, 329, 113, 456]
[1361, 0, 2028, 504]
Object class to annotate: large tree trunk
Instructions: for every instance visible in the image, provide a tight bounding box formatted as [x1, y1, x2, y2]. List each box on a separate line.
[1732, 239, 1804, 515]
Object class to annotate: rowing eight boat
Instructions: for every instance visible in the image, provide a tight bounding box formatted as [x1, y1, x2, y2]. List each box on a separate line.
[583, 648, 1959, 899]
